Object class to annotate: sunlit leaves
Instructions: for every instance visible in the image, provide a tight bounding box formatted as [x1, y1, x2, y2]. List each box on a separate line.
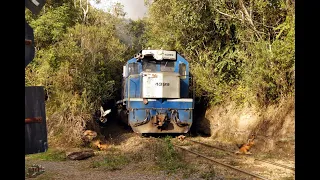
[145, 0, 294, 106]
[25, 1, 130, 144]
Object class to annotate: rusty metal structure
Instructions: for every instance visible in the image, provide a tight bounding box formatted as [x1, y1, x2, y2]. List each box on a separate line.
[25, 87, 48, 154]
[25, 0, 48, 155]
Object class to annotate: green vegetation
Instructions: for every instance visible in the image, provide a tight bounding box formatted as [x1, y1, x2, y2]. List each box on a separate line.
[91, 154, 130, 171]
[182, 165, 200, 179]
[144, 0, 295, 107]
[154, 136, 185, 173]
[26, 0, 295, 146]
[25, 0, 134, 146]
[200, 168, 216, 180]
[26, 148, 66, 161]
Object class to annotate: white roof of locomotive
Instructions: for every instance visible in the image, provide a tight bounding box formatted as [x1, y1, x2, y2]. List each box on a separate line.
[141, 49, 177, 60]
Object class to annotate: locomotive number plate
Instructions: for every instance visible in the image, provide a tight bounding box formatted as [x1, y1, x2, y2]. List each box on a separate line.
[155, 82, 170, 86]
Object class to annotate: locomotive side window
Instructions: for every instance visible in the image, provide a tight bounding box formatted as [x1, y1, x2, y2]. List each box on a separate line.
[160, 61, 175, 72]
[128, 63, 138, 75]
[143, 61, 157, 72]
[179, 63, 187, 79]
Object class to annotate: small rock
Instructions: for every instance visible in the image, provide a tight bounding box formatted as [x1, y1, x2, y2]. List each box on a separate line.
[66, 150, 94, 160]
[83, 130, 98, 141]
[25, 164, 45, 178]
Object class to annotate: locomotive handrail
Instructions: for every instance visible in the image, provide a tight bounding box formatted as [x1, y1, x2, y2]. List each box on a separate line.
[191, 75, 195, 109]
[127, 74, 140, 109]
[128, 76, 130, 108]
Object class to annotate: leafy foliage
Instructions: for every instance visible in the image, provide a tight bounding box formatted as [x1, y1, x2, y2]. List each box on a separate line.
[25, 1, 129, 146]
[144, 0, 295, 106]
[25, 0, 294, 146]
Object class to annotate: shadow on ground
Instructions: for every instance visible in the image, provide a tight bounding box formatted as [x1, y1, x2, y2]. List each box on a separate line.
[91, 95, 214, 144]
[189, 96, 211, 138]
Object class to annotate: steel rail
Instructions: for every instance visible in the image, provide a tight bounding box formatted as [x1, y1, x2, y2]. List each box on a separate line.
[186, 139, 295, 172]
[173, 144, 270, 180]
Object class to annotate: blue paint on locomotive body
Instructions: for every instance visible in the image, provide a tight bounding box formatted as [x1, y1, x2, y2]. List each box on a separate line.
[127, 99, 193, 125]
[117, 50, 194, 133]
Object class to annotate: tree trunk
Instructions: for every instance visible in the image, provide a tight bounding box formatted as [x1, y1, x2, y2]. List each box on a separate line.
[80, 0, 89, 24]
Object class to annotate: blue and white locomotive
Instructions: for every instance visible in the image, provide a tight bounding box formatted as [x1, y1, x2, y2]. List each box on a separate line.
[116, 49, 194, 134]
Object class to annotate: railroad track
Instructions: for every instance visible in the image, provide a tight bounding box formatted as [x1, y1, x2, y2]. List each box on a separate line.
[171, 138, 295, 180]
[186, 139, 295, 172]
[173, 144, 270, 180]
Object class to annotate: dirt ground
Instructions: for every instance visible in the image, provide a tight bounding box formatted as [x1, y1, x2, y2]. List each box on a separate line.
[25, 118, 295, 180]
[25, 158, 181, 180]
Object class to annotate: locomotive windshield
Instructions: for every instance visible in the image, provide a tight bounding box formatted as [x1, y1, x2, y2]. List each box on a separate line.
[142, 60, 175, 72]
[143, 60, 157, 72]
[160, 61, 175, 72]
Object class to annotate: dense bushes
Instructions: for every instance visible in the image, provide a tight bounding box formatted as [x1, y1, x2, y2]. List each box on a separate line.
[144, 0, 295, 106]
[25, 0, 295, 146]
[25, 1, 129, 146]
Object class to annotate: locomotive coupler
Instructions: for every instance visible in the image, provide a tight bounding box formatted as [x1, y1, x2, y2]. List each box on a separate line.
[153, 113, 167, 127]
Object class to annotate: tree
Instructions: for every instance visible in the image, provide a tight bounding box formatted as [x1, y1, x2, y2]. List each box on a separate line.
[25, 1, 130, 146]
[144, 0, 295, 106]
[111, 2, 127, 18]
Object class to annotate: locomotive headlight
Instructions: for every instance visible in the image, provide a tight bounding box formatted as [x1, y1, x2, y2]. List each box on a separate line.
[143, 98, 148, 105]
